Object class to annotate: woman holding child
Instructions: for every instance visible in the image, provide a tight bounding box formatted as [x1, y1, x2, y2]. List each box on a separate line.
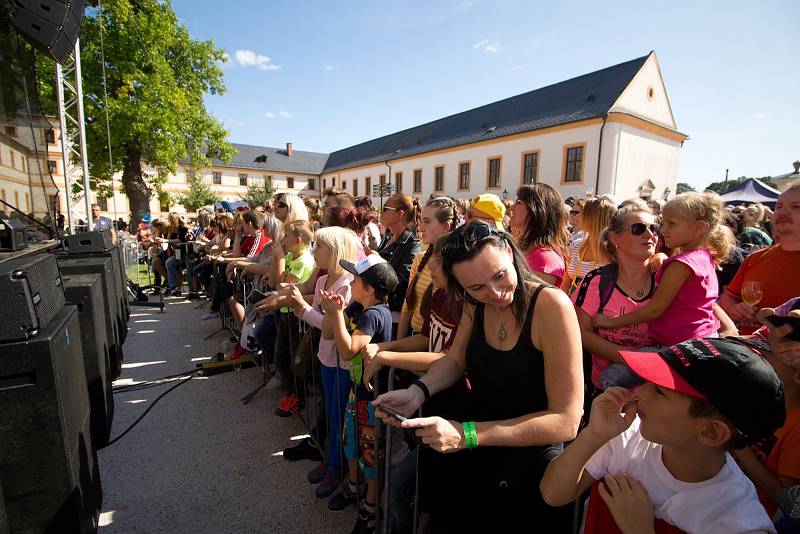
[375, 221, 583, 531]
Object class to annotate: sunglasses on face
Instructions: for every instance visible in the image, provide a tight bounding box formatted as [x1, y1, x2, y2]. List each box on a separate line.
[629, 222, 660, 236]
[569, 210, 581, 215]
[275, 202, 288, 209]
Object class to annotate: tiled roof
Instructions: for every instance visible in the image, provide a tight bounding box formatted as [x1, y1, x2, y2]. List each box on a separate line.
[189, 143, 329, 175]
[322, 53, 651, 173]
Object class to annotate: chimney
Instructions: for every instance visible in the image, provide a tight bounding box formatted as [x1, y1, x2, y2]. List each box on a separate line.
[793, 160, 799, 174]
[286, 142, 293, 157]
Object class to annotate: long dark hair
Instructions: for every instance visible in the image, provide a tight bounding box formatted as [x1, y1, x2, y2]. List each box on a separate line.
[439, 221, 539, 329]
[515, 184, 569, 258]
[405, 197, 460, 312]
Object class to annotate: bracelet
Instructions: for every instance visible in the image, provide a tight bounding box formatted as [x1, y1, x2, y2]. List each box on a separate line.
[462, 421, 478, 449]
[411, 379, 430, 402]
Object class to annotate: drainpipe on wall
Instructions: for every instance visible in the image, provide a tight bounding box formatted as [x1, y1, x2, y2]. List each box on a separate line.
[594, 113, 608, 196]
[384, 160, 392, 209]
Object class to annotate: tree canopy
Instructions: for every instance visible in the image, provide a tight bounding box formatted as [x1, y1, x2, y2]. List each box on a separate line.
[240, 178, 276, 209]
[38, 0, 234, 225]
[176, 173, 220, 212]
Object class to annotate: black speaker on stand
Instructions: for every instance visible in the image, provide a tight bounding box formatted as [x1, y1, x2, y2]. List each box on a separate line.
[8, 0, 87, 64]
[63, 273, 114, 448]
[0, 305, 101, 532]
[56, 255, 123, 380]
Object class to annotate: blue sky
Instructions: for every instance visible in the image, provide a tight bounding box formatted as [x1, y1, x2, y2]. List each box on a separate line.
[172, 0, 799, 190]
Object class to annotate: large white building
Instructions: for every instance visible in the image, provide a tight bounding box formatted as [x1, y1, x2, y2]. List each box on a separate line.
[1, 51, 687, 222]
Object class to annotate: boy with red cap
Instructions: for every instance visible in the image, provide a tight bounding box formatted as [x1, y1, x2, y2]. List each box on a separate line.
[541, 338, 786, 533]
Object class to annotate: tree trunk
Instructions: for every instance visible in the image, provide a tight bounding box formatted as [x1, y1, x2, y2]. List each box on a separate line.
[122, 146, 150, 228]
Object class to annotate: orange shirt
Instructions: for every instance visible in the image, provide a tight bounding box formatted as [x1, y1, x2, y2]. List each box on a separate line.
[726, 246, 800, 332]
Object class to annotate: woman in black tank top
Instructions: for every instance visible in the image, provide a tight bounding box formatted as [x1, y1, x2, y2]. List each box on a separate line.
[375, 221, 584, 531]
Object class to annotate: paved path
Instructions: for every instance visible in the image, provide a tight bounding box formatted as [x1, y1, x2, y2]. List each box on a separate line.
[98, 297, 355, 533]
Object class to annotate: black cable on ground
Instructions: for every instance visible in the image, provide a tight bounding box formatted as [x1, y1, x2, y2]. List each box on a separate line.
[102, 372, 196, 448]
[112, 368, 197, 394]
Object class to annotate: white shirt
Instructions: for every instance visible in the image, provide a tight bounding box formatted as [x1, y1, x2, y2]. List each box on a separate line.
[585, 418, 775, 534]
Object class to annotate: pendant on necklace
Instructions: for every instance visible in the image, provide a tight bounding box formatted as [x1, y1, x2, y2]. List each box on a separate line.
[498, 324, 507, 342]
[635, 289, 644, 297]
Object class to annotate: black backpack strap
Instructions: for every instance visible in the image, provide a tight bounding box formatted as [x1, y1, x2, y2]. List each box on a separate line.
[573, 268, 602, 308]
[597, 263, 619, 315]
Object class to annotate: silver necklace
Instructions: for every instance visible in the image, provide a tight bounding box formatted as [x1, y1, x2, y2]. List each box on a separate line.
[497, 318, 507, 342]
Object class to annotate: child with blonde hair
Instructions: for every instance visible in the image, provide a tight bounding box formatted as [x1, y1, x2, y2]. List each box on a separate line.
[594, 192, 735, 345]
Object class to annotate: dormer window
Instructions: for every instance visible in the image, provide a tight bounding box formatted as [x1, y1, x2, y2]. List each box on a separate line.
[254, 154, 268, 163]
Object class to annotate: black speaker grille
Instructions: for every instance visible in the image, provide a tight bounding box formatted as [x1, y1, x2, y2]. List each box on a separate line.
[0, 254, 66, 341]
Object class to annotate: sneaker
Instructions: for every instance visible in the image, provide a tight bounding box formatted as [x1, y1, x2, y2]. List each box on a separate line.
[200, 312, 216, 321]
[350, 509, 376, 534]
[229, 345, 246, 360]
[187, 292, 200, 300]
[275, 393, 299, 417]
[172, 289, 182, 297]
[328, 486, 357, 512]
[307, 462, 327, 484]
[315, 471, 341, 499]
[282, 438, 322, 462]
[163, 288, 173, 297]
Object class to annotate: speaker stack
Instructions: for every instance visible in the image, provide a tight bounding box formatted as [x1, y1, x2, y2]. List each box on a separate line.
[8, 0, 87, 64]
[0, 253, 102, 532]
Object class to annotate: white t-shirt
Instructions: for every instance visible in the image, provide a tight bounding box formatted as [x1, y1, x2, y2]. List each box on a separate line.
[584, 418, 775, 534]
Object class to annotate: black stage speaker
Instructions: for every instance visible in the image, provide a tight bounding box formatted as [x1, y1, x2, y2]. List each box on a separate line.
[63, 273, 113, 448]
[0, 479, 8, 534]
[0, 253, 66, 342]
[64, 231, 112, 254]
[0, 218, 27, 252]
[56, 242, 129, 341]
[56, 256, 123, 380]
[9, 0, 86, 64]
[0, 305, 101, 533]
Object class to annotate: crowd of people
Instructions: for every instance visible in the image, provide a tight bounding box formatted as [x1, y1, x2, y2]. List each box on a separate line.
[124, 184, 800, 533]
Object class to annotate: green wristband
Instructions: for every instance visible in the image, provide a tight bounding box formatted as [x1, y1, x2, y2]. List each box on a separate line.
[462, 421, 478, 449]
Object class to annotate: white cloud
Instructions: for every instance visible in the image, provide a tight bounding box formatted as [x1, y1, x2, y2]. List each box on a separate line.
[753, 112, 768, 120]
[472, 39, 499, 53]
[263, 112, 275, 119]
[279, 110, 292, 119]
[322, 64, 338, 71]
[234, 49, 282, 71]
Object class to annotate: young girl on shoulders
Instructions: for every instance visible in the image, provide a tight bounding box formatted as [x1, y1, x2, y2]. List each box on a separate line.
[593, 192, 734, 346]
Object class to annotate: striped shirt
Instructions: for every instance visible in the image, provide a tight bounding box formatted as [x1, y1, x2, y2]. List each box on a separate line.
[566, 236, 599, 288]
[402, 249, 434, 333]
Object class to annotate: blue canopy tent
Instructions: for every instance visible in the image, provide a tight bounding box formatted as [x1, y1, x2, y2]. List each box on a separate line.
[719, 178, 780, 209]
[214, 200, 250, 212]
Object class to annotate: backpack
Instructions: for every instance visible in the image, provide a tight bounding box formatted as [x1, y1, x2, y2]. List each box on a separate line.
[573, 263, 619, 315]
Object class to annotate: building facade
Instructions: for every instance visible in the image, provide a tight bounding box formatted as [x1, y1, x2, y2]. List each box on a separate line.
[1, 51, 689, 223]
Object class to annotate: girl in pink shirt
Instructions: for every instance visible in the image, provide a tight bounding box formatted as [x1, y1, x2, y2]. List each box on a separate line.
[593, 193, 734, 346]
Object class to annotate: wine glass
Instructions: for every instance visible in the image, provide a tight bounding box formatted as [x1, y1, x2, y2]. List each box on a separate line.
[741, 280, 763, 307]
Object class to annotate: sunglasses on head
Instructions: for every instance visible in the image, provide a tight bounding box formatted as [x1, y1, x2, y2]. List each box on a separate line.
[629, 222, 660, 236]
[275, 202, 288, 209]
[440, 222, 505, 266]
[382, 205, 398, 213]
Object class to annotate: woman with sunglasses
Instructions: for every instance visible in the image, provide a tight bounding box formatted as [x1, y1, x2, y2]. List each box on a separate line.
[377, 193, 423, 331]
[374, 221, 583, 530]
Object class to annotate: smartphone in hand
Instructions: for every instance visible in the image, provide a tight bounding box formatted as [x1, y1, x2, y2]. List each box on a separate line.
[379, 404, 407, 423]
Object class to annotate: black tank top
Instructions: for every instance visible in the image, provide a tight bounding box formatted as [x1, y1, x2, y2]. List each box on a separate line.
[465, 284, 548, 421]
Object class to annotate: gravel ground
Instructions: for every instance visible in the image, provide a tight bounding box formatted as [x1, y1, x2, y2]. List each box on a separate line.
[98, 297, 356, 533]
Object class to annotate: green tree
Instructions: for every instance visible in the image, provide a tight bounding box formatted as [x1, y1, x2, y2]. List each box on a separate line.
[176, 172, 220, 212]
[240, 178, 276, 208]
[37, 0, 234, 226]
[676, 182, 695, 194]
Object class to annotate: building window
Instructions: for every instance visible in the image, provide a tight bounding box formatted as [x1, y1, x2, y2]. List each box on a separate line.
[45, 129, 56, 144]
[213, 171, 222, 184]
[458, 162, 471, 190]
[1, 189, 6, 201]
[308, 178, 316, 190]
[186, 169, 195, 182]
[434, 165, 445, 192]
[353, 179, 359, 196]
[332, 177, 336, 187]
[342, 180, 347, 191]
[413, 169, 422, 194]
[521, 151, 539, 184]
[323, 178, 327, 190]
[287, 177, 294, 189]
[49, 194, 60, 212]
[365, 176, 372, 196]
[4, 126, 16, 137]
[395, 172, 403, 193]
[380, 174, 386, 186]
[24, 192, 29, 211]
[265, 175, 273, 187]
[48, 160, 57, 175]
[487, 157, 501, 189]
[563, 144, 585, 183]
[239, 173, 248, 186]
[98, 197, 108, 211]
